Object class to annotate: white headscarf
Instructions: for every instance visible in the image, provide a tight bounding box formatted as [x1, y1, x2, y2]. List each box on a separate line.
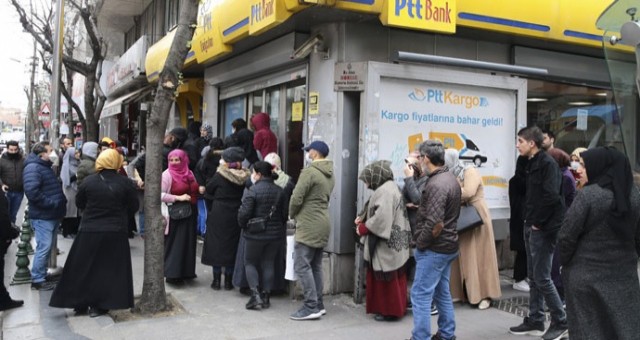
[61, 147, 79, 188]
[444, 149, 472, 181]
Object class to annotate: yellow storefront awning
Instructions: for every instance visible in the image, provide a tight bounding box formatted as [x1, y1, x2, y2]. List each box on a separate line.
[101, 87, 153, 119]
[145, 29, 198, 83]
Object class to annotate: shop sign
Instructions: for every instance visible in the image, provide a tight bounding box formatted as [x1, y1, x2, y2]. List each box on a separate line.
[380, 0, 456, 34]
[38, 103, 51, 129]
[249, 0, 292, 36]
[107, 36, 148, 94]
[334, 62, 366, 92]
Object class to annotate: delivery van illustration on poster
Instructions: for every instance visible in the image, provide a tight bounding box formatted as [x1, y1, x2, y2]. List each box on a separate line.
[408, 132, 488, 167]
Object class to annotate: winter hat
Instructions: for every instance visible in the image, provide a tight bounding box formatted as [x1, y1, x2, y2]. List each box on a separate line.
[303, 140, 330, 157]
[170, 127, 188, 145]
[222, 146, 245, 163]
[264, 152, 281, 170]
[82, 142, 99, 159]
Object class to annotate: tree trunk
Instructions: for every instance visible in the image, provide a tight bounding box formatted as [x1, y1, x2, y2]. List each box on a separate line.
[134, 0, 199, 315]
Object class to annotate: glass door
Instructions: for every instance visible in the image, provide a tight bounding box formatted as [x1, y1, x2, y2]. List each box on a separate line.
[285, 79, 306, 180]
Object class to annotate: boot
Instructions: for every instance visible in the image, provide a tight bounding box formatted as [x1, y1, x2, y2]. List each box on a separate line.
[261, 291, 270, 309]
[211, 273, 221, 290]
[245, 289, 263, 310]
[224, 274, 233, 290]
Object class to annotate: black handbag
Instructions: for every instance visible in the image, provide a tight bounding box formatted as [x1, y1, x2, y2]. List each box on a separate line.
[168, 201, 192, 220]
[245, 192, 281, 234]
[457, 205, 483, 233]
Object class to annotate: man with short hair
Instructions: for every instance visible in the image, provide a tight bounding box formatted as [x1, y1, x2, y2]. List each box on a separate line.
[0, 141, 25, 224]
[410, 140, 461, 340]
[510, 126, 568, 340]
[289, 140, 334, 320]
[541, 129, 555, 151]
[23, 142, 66, 291]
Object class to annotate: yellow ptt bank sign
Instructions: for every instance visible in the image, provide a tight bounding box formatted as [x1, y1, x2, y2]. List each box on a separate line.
[381, 0, 456, 34]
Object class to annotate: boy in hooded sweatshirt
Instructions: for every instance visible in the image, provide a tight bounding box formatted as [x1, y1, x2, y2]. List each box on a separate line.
[250, 112, 277, 161]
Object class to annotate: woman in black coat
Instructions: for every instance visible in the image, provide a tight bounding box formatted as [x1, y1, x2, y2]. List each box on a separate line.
[50, 149, 139, 317]
[195, 137, 224, 210]
[237, 161, 287, 310]
[201, 147, 250, 290]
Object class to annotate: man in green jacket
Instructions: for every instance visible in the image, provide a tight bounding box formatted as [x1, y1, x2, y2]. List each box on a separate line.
[289, 140, 334, 321]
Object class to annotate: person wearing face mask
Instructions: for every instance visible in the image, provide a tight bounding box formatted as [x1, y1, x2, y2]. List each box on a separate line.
[237, 161, 287, 310]
[0, 140, 25, 224]
[23, 142, 67, 291]
[289, 140, 334, 321]
[570, 147, 587, 189]
[201, 147, 251, 290]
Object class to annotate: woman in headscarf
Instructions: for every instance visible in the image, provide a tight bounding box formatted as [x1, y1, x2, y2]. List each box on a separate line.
[201, 147, 251, 290]
[76, 142, 99, 186]
[559, 147, 640, 340]
[444, 149, 501, 310]
[197, 122, 214, 157]
[195, 137, 225, 210]
[355, 160, 411, 321]
[49, 149, 139, 318]
[161, 149, 199, 284]
[60, 147, 80, 238]
[570, 147, 587, 189]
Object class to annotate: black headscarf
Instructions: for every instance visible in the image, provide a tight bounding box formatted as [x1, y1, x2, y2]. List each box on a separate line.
[581, 146, 633, 237]
[359, 160, 394, 190]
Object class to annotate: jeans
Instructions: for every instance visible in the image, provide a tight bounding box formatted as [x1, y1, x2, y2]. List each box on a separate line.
[294, 242, 323, 311]
[524, 225, 566, 324]
[244, 239, 281, 291]
[411, 249, 459, 340]
[31, 219, 59, 283]
[5, 191, 24, 225]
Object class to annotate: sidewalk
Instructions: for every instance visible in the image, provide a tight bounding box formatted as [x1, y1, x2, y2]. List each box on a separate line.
[2, 234, 532, 340]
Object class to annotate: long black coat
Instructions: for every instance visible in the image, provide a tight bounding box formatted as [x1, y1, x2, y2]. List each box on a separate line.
[201, 170, 247, 266]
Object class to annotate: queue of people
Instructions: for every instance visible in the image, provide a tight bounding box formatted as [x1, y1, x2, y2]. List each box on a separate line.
[2, 120, 640, 340]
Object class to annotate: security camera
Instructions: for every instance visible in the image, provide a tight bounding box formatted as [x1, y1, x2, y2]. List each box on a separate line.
[291, 34, 326, 59]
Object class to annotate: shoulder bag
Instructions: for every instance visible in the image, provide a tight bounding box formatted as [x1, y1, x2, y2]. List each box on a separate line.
[457, 204, 483, 233]
[168, 201, 192, 220]
[246, 191, 281, 234]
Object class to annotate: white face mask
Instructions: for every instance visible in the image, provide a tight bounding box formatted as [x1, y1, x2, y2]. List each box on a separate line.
[219, 159, 225, 166]
[570, 161, 580, 171]
[305, 153, 313, 163]
[250, 174, 258, 184]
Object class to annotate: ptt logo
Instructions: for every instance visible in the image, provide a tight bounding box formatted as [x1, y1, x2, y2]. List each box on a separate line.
[396, 0, 452, 23]
[408, 88, 426, 101]
[409, 88, 489, 109]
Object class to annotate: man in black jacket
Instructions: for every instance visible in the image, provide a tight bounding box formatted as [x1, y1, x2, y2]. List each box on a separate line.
[0, 186, 24, 311]
[0, 141, 25, 224]
[510, 126, 568, 340]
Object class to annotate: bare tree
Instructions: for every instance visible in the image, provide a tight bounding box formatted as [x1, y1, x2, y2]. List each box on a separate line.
[10, 0, 107, 142]
[134, 0, 199, 314]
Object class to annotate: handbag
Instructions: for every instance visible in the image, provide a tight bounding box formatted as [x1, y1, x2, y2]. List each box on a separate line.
[168, 201, 192, 220]
[8, 223, 21, 240]
[245, 191, 281, 234]
[457, 204, 483, 233]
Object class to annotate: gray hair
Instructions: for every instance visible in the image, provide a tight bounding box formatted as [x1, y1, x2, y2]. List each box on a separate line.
[419, 140, 445, 166]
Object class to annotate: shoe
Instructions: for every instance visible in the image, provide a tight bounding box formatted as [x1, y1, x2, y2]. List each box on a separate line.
[431, 332, 457, 340]
[0, 299, 24, 311]
[31, 281, 56, 291]
[478, 299, 491, 310]
[509, 317, 545, 336]
[245, 289, 263, 310]
[261, 291, 270, 309]
[224, 275, 233, 290]
[317, 301, 326, 315]
[89, 307, 108, 318]
[211, 273, 221, 290]
[431, 305, 439, 315]
[374, 314, 399, 321]
[290, 307, 322, 320]
[542, 321, 569, 340]
[407, 300, 412, 310]
[513, 280, 530, 292]
[73, 306, 88, 315]
[165, 278, 184, 285]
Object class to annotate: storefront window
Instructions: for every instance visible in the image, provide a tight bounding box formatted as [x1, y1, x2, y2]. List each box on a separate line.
[527, 80, 619, 156]
[266, 86, 281, 137]
[222, 95, 246, 137]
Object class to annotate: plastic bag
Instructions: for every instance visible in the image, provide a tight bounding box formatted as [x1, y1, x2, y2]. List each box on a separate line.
[197, 198, 207, 236]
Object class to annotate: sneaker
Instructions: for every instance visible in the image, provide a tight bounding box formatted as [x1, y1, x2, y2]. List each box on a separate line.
[431, 332, 457, 340]
[478, 299, 491, 310]
[290, 307, 322, 320]
[542, 321, 569, 340]
[31, 281, 56, 291]
[317, 302, 327, 315]
[509, 317, 545, 336]
[513, 280, 530, 292]
[431, 305, 438, 315]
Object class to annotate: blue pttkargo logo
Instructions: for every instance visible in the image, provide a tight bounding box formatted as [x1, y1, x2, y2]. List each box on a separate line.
[408, 88, 426, 101]
[408, 87, 490, 108]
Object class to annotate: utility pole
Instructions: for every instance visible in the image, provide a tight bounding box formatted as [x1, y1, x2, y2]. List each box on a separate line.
[49, 0, 64, 151]
[26, 39, 37, 153]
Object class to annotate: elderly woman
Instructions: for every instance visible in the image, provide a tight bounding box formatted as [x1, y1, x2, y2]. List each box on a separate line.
[570, 147, 587, 189]
[444, 149, 501, 310]
[201, 147, 250, 290]
[60, 147, 80, 238]
[49, 149, 139, 317]
[162, 149, 199, 284]
[356, 160, 411, 321]
[559, 147, 640, 340]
